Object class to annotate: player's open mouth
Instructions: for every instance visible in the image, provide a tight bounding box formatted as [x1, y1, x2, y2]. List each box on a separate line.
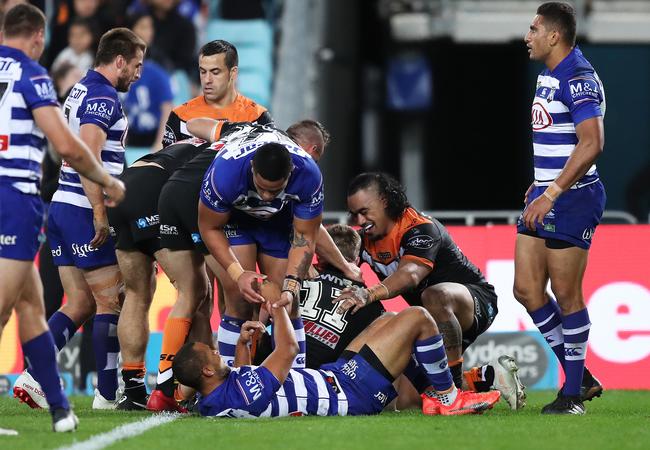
[363, 222, 374, 232]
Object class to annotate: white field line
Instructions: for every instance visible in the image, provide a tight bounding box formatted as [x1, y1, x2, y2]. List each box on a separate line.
[56, 413, 180, 450]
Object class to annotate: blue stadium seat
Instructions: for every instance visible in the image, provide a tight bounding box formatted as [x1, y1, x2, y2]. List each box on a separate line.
[237, 71, 271, 107]
[171, 70, 192, 106]
[205, 19, 272, 52]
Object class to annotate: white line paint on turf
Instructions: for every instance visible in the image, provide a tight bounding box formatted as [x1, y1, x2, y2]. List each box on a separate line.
[56, 413, 180, 450]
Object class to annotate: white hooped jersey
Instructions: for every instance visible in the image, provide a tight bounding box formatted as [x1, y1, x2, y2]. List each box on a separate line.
[0, 45, 59, 194]
[52, 70, 127, 209]
[531, 47, 605, 187]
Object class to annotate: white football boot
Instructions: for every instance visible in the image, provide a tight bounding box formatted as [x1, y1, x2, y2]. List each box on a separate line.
[92, 388, 118, 410]
[13, 370, 48, 409]
[52, 408, 79, 432]
[491, 355, 527, 410]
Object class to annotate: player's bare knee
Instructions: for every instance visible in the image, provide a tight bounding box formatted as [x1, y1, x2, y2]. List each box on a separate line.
[421, 288, 453, 318]
[86, 266, 124, 314]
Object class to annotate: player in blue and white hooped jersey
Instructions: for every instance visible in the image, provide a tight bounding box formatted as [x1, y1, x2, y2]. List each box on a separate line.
[198, 123, 324, 372]
[515, 2, 605, 415]
[0, 5, 126, 432]
[172, 281, 501, 417]
[13, 28, 146, 412]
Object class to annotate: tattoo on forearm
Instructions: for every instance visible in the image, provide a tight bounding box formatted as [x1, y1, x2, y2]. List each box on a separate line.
[294, 250, 314, 279]
[438, 320, 462, 351]
[291, 232, 309, 248]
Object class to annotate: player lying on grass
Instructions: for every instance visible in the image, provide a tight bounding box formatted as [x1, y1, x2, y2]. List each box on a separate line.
[172, 281, 501, 417]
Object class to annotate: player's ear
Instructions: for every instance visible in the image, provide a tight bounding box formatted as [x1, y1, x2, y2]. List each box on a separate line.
[230, 65, 238, 82]
[116, 55, 126, 70]
[202, 365, 215, 378]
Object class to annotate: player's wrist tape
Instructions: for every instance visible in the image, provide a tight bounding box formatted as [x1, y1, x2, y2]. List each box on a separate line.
[282, 276, 301, 299]
[227, 262, 245, 282]
[543, 181, 563, 202]
[367, 283, 390, 302]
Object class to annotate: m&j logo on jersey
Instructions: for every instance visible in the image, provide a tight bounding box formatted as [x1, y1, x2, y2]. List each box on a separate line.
[235, 369, 265, 406]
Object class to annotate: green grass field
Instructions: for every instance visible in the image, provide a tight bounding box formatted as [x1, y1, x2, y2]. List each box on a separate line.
[1, 391, 649, 450]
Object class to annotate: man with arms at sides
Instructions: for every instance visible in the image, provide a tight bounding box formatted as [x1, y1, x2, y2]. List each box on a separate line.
[516, 1, 605, 414]
[162, 39, 273, 147]
[336, 172, 526, 412]
[13, 28, 145, 411]
[0, 4, 125, 432]
[172, 281, 501, 418]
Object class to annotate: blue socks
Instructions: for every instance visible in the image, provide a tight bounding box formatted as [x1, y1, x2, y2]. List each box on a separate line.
[529, 299, 566, 369]
[561, 308, 591, 396]
[413, 334, 453, 392]
[93, 314, 120, 400]
[217, 316, 244, 367]
[27, 311, 77, 379]
[291, 318, 306, 369]
[22, 332, 69, 411]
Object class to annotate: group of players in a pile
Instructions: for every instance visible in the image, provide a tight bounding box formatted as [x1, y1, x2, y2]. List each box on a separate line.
[0, 2, 605, 432]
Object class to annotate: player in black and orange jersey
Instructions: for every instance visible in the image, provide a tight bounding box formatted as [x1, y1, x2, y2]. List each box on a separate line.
[161, 40, 272, 147]
[336, 172, 526, 413]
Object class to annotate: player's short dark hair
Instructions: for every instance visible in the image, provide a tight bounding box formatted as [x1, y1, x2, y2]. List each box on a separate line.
[348, 172, 411, 221]
[172, 342, 206, 391]
[537, 2, 576, 46]
[199, 39, 238, 69]
[2, 4, 46, 39]
[286, 120, 331, 147]
[326, 224, 361, 263]
[94, 28, 146, 67]
[252, 143, 293, 181]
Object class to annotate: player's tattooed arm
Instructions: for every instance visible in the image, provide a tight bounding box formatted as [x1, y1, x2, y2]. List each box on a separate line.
[294, 248, 314, 280]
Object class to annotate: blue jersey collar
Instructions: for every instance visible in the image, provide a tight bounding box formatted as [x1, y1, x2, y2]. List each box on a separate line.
[550, 46, 583, 76]
[84, 69, 113, 88]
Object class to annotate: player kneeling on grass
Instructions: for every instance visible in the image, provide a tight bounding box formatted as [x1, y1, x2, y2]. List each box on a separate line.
[172, 281, 501, 417]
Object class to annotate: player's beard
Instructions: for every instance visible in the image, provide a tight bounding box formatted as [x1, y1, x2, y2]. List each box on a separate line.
[116, 73, 133, 93]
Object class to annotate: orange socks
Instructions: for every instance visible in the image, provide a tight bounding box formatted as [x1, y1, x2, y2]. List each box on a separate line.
[157, 317, 192, 375]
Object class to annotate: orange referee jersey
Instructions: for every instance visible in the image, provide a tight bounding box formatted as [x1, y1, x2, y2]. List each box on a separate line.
[162, 93, 273, 147]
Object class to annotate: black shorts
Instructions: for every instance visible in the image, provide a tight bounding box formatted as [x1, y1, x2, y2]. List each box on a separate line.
[107, 166, 169, 257]
[461, 282, 498, 352]
[157, 179, 208, 254]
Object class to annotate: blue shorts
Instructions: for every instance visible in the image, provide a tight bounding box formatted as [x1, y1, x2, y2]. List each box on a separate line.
[0, 184, 44, 261]
[321, 353, 397, 416]
[517, 180, 606, 250]
[225, 209, 293, 258]
[47, 202, 117, 269]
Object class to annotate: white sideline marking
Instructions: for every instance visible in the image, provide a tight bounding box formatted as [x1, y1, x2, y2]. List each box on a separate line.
[56, 413, 180, 450]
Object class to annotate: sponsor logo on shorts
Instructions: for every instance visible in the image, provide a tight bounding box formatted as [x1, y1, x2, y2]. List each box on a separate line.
[0, 234, 17, 246]
[109, 226, 116, 237]
[51, 246, 62, 257]
[136, 214, 159, 229]
[374, 391, 388, 405]
[582, 227, 595, 240]
[191, 233, 202, 243]
[341, 359, 359, 380]
[160, 225, 178, 235]
[224, 225, 240, 238]
[543, 223, 556, 232]
[406, 235, 435, 250]
[71, 243, 97, 258]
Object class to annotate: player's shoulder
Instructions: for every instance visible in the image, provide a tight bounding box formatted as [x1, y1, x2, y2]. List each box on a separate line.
[173, 95, 213, 120]
[398, 208, 440, 240]
[234, 94, 268, 119]
[18, 56, 49, 79]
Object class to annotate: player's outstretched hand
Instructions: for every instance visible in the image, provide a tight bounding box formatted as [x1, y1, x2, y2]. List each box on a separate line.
[104, 177, 126, 207]
[237, 321, 266, 345]
[334, 285, 370, 315]
[237, 271, 268, 303]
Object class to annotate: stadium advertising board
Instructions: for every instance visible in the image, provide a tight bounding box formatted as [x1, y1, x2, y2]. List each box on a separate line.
[0, 225, 648, 392]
